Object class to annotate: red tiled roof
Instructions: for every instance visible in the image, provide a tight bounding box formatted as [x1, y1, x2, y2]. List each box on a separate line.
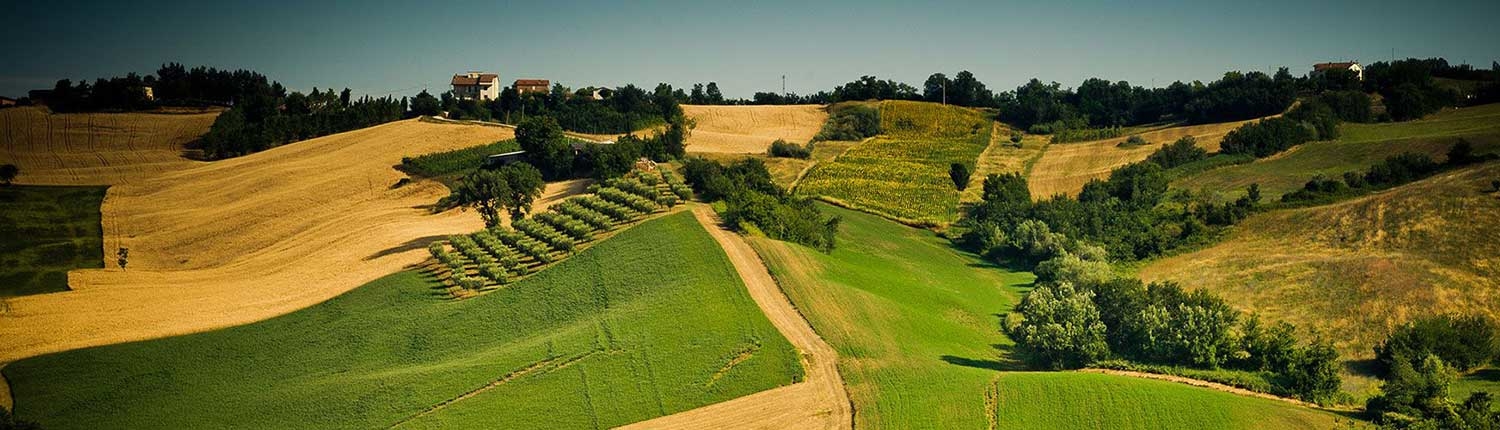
[513, 79, 550, 87]
[1313, 62, 1358, 71]
[452, 73, 498, 86]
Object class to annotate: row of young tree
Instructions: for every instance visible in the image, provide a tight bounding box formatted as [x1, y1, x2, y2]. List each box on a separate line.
[681, 158, 840, 252]
[510, 115, 688, 182]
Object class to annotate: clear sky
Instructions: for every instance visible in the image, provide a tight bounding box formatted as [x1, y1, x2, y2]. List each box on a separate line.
[3, 0, 1497, 99]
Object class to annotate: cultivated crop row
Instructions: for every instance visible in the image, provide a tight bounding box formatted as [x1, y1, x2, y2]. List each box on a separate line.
[427, 167, 693, 296]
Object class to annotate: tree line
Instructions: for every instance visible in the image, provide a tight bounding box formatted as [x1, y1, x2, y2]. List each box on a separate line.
[201, 88, 405, 159]
[36, 63, 279, 112]
[1364, 314, 1500, 429]
[1280, 140, 1495, 205]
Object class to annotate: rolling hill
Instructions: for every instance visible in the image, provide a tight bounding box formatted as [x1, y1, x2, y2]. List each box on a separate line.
[3, 212, 802, 429]
[1143, 161, 1500, 361]
[681, 104, 827, 154]
[1027, 117, 1264, 198]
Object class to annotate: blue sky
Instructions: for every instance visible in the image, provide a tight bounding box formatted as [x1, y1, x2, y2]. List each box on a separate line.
[2, 0, 1497, 99]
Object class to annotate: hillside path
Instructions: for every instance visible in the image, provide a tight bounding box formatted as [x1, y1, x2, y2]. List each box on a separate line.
[617, 206, 852, 429]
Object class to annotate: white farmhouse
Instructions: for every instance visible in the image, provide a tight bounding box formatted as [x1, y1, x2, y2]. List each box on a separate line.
[451, 72, 500, 101]
[1311, 62, 1363, 81]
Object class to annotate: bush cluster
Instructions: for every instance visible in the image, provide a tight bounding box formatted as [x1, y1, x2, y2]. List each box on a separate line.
[683, 157, 840, 252]
[813, 103, 881, 142]
[768, 139, 814, 158]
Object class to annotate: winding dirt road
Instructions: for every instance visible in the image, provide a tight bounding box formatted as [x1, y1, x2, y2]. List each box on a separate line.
[617, 206, 851, 430]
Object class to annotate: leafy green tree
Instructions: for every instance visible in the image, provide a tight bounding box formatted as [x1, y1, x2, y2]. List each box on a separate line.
[1005, 282, 1110, 369]
[410, 90, 440, 117]
[705, 82, 724, 104]
[949, 163, 971, 191]
[449, 163, 545, 227]
[0, 164, 18, 186]
[515, 116, 573, 179]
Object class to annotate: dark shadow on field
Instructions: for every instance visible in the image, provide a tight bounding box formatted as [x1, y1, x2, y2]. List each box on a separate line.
[366, 234, 448, 261]
[1344, 358, 1382, 378]
[1468, 368, 1500, 382]
[941, 344, 1028, 372]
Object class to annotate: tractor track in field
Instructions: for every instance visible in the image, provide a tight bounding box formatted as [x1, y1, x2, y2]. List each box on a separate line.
[615, 206, 852, 430]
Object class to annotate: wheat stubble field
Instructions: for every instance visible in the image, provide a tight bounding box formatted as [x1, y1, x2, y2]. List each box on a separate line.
[0, 106, 219, 185]
[1025, 117, 1264, 197]
[682, 104, 827, 153]
[0, 119, 586, 363]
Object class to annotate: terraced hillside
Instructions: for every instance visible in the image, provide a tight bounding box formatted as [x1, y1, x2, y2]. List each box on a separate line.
[0, 106, 218, 185]
[1143, 161, 1500, 358]
[796, 100, 991, 225]
[1174, 103, 1500, 201]
[3, 212, 802, 429]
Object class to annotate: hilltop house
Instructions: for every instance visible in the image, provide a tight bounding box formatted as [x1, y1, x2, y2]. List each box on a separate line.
[452, 72, 501, 101]
[514, 79, 550, 95]
[1311, 61, 1363, 80]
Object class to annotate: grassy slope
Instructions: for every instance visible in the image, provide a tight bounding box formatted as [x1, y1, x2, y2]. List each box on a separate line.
[0, 185, 105, 297]
[4, 212, 801, 429]
[1145, 161, 1500, 368]
[1174, 103, 1500, 201]
[1452, 369, 1500, 410]
[992, 372, 1341, 430]
[749, 204, 1033, 428]
[751, 204, 1338, 428]
[796, 100, 991, 225]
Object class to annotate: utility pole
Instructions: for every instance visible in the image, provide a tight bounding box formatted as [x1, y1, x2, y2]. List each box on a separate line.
[782, 75, 786, 100]
[942, 80, 947, 105]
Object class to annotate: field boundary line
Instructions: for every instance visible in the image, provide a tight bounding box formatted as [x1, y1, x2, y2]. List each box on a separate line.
[1078, 368, 1327, 409]
[388, 349, 605, 428]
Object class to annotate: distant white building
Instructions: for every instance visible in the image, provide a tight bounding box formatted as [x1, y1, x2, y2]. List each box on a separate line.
[1311, 61, 1363, 80]
[451, 72, 500, 101]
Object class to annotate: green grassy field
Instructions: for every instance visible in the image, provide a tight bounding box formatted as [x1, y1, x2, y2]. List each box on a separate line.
[1453, 369, 1500, 411]
[750, 203, 1030, 428]
[0, 185, 106, 297]
[4, 212, 801, 429]
[796, 101, 992, 225]
[1174, 103, 1500, 201]
[992, 372, 1343, 429]
[750, 204, 1346, 428]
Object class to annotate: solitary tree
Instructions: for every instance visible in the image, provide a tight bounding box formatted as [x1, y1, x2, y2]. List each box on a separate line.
[949, 163, 971, 191]
[0, 164, 17, 186]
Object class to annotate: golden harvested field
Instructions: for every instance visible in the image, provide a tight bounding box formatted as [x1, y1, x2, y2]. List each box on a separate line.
[1141, 161, 1500, 359]
[0, 106, 219, 185]
[1026, 118, 1262, 198]
[682, 104, 828, 154]
[0, 119, 588, 362]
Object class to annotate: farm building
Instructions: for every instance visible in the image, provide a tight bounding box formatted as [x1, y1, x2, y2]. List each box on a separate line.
[1311, 61, 1363, 80]
[484, 150, 528, 168]
[452, 72, 501, 101]
[0, 96, 15, 107]
[514, 79, 550, 95]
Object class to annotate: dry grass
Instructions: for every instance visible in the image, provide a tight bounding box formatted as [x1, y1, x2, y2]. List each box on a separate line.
[1027, 118, 1263, 198]
[0, 119, 590, 362]
[1141, 162, 1500, 364]
[0, 106, 219, 185]
[682, 105, 827, 154]
[962, 123, 1049, 202]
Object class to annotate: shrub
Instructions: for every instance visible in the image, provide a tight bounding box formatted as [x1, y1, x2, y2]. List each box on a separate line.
[1374, 314, 1500, 375]
[1118, 135, 1148, 147]
[1145, 136, 1208, 169]
[1219, 117, 1316, 158]
[478, 263, 509, 285]
[949, 163, 971, 191]
[768, 139, 813, 159]
[813, 103, 880, 141]
[1010, 132, 1023, 143]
